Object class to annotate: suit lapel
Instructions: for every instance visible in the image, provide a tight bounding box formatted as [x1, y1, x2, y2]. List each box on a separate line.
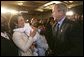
[59, 18, 67, 31]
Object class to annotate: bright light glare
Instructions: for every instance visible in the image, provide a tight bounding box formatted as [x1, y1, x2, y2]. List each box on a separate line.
[26, 20, 28, 21]
[1, 7, 8, 13]
[44, 1, 61, 7]
[1, 7, 18, 14]
[18, 2, 23, 6]
[66, 11, 74, 16]
[69, 1, 73, 3]
[36, 9, 43, 12]
[10, 10, 18, 14]
[19, 11, 28, 13]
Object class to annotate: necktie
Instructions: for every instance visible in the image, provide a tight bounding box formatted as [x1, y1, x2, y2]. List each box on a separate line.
[53, 23, 59, 37]
[54, 23, 59, 32]
[55, 23, 59, 38]
[56, 23, 59, 32]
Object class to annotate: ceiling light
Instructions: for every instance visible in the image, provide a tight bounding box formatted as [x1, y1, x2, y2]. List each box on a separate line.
[1, 7, 18, 14]
[66, 11, 74, 16]
[69, 1, 73, 3]
[68, 6, 71, 8]
[18, 2, 23, 6]
[10, 10, 18, 14]
[36, 1, 61, 12]
[64, 1, 68, 2]
[1, 7, 8, 13]
[36, 9, 43, 12]
[43, 1, 62, 7]
[19, 11, 28, 13]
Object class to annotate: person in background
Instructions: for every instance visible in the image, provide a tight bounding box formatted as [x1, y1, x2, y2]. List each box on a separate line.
[30, 17, 38, 25]
[31, 21, 49, 56]
[1, 16, 18, 56]
[44, 17, 54, 56]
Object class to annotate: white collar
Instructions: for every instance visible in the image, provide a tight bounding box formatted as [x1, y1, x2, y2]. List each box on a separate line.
[57, 16, 66, 28]
[1, 32, 10, 40]
[58, 16, 66, 24]
[13, 28, 25, 32]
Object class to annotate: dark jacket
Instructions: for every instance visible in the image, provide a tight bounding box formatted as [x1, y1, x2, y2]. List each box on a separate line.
[1, 36, 18, 56]
[52, 18, 83, 56]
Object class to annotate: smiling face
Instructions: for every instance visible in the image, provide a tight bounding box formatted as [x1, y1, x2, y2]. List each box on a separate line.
[52, 5, 62, 22]
[52, 4, 67, 22]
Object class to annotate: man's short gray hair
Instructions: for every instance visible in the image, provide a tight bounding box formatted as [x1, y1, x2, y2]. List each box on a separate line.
[54, 3, 68, 14]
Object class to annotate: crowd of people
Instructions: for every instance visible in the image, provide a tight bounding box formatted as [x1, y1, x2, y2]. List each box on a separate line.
[1, 3, 83, 56]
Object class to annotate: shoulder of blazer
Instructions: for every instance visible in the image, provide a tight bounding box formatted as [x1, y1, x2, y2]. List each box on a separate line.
[63, 18, 74, 25]
[59, 18, 74, 30]
[52, 21, 57, 29]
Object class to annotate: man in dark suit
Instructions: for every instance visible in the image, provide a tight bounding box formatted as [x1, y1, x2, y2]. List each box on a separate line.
[51, 4, 83, 56]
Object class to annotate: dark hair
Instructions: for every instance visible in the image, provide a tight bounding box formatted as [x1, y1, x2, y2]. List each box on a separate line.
[31, 21, 40, 28]
[9, 14, 22, 34]
[1, 16, 8, 32]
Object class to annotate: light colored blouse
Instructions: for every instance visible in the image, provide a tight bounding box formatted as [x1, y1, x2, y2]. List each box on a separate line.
[13, 31, 34, 56]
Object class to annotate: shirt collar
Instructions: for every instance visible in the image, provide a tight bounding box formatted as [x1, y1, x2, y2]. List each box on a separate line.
[1, 32, 10, 40]
[58, 16, 66, 28]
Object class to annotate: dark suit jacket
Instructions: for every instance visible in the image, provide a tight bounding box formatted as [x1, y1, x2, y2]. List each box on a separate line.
[52, 18, 83, 56]
[1, 36, 18, 56]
